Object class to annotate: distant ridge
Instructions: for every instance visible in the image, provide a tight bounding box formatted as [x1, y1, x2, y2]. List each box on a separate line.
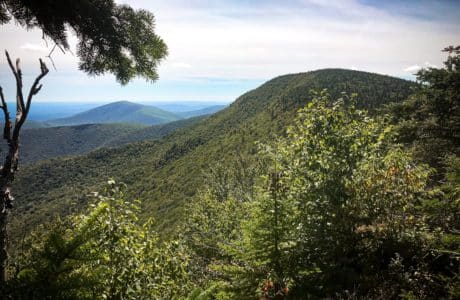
[46, 101, 181, 126]
[176, 105, 227, 118]
[13, 116, 207, 164]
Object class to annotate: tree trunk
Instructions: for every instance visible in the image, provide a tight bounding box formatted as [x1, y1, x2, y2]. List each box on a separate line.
[0, 51, 48, 286]
[0, 201, 7, 284]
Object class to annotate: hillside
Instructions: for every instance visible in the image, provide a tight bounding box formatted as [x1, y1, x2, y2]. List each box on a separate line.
[104, 116, 207, 147]
[23, 120, 49, 129]
[8, 117, 206, 165]
[17, 124, 143, 164]
[11, 69, 417, 236]
[46, 101, 181, 126]
[176, 105, 227, 118]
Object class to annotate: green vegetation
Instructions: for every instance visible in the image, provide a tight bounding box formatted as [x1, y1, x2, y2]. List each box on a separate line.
[13, 123, 143, 164]
[0, 0, 167, 84]
[185, 93, 446, 298]
[386, 46, 460, 172]
[10, 69, 415, 238]
[176, 105, 227, 118]
[1, 49, 459, 297]
[6, 181, 189, 299]
[7, 116, 206, 165]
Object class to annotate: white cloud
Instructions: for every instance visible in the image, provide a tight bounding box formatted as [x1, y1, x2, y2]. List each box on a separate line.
[4, 1, 457, 80]
[404, 61, 438, 73]
[20, 43, 49, 52]
[0, 0, 458, 101]
[424, 61, 437, 68]
[171, 62, 192, 69]
[404, 65, 422, 72]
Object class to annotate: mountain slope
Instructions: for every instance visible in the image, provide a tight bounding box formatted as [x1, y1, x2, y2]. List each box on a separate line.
[12, 69, 417, 237]
[46, 101, 181, 126]
[176, 105, 227, 118]
[16, 124, 143, 164]
[9, 117, 207, 165]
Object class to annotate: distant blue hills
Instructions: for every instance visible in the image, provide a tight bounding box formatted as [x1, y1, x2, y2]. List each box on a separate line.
[46, 101, 181, 126]
[12, 101, 227, 127]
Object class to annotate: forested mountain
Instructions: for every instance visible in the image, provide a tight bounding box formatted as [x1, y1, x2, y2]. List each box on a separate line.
[46, 101, 181, 126]
[6, 117, 206, 164]
[176, 105, 227, 118]
[1, 0, 456, 296]
[11, 69, 415, 236]
[15, 124, 143, 164]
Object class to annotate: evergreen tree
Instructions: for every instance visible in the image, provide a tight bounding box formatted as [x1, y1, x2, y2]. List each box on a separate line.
[221, 92, 434, 298]
[0, 0, 167, 84]
[387, 45, 460, 171]
[6, 181, 189, 299]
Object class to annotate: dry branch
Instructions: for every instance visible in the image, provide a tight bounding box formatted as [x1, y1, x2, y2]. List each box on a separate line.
[0, 51, 48, 283]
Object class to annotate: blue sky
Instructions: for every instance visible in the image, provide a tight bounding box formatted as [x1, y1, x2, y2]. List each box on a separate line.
[0, 0, 459, 104]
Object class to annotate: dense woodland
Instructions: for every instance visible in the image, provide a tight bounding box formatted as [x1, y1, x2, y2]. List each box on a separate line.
[11, 116, 205, 164]
[0, 3, 459, 297]
[7, 68, 415, 243]
[0, 46, 456, 299]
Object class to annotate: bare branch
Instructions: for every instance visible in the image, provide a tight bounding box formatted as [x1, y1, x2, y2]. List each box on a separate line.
[46, 44, 58, 70]
[33, 84, 43, 96]
[42, 30, 48, 47]
[5, 51, 25, 115]
[12, 57, 49, 139]
[0, 87, 11, 143]
[0, 51, 48, 284]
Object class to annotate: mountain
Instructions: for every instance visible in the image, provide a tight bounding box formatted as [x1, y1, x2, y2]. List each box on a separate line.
[176, 105, 227, 118]
[23, 120, 49, 129]
[13, 124, 143, 164]
[154, 102, 228, 113]
[104, 116, 207, 147]
[46, 101, 181, 126]
[10, 117, 206, 165]
[27, 102, 100, 121]
[11, 69, 417, 238]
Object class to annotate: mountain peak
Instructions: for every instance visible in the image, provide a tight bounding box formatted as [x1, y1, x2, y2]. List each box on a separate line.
[46, 101, 180, 126]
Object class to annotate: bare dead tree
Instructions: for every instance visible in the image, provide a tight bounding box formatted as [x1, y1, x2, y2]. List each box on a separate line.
[0, 51, 48, 284]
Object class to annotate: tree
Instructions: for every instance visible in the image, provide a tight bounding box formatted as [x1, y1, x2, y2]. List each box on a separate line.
[0, 0, 168, 84]
[7, 181, 189, 299]
[218, 92, 435, 298]
[386, 45, 460, 171]
[0, 52, 48, 285]
[0, 1, 168, 286]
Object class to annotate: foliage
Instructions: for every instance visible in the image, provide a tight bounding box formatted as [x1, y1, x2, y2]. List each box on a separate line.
[386, 45, 460, 171]
[10, 69, 415, 240]
[0, 0, 167, 84]
[382, 47, 460, 298]
[2, 116, 206, 165]
[182, 191, 247, 284]
[203, 154, 265, 203]
[2, 64, 457, 298]
[5, 181, 189, 299]
[205, 92, 443, 298]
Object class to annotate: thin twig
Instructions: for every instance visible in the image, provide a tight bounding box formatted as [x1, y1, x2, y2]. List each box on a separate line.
[12, 58, 49, 139]
[0, 87, 11, 143]
[46, 44, 58, 70]
[42, 30, 48, 47]
[5, 51, 25, 113]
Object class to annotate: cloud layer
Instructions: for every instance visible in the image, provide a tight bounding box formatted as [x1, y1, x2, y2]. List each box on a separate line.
[0, 0, 459, 102]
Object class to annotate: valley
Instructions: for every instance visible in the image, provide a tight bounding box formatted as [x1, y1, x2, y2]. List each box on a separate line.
[1, 1, 458, 297]
[11, 69, 415, 237]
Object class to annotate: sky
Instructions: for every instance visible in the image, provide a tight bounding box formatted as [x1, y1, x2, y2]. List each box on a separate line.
[0, 0, 459, 104]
